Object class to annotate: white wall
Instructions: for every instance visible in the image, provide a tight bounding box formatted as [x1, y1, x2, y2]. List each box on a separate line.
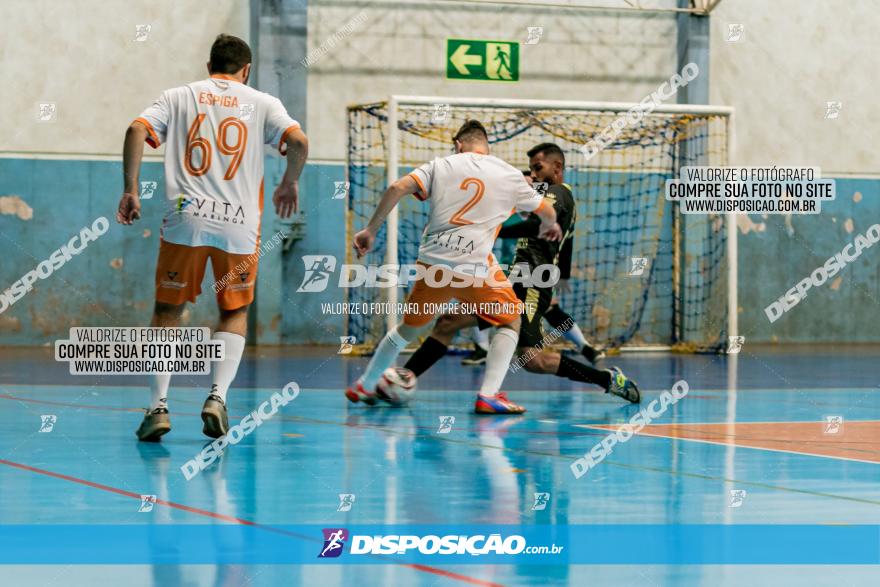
[1, 0, 249, 156]
[3, 0, 876, 176]
[306, 0, 879, 175]
[711, 0, 878, 175]
[306, 0, 679, 161]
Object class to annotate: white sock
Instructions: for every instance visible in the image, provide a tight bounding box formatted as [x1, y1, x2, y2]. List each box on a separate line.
[563, 323, 589, 349]
[479, 327, 519, 396]
[150, 373, 171, 411]
[211, 332, 246, 404]
[361, 327, 410, 390]
[472, 326, 490, 352]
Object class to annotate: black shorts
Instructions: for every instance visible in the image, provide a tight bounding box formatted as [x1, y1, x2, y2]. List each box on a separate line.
[476, 283, 553, 348]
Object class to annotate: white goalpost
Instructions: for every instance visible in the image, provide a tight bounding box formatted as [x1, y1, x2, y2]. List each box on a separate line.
[348, 95, 736, 353]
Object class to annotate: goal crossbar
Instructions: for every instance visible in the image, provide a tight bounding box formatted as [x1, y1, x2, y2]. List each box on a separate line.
[352, 95, 737, 350]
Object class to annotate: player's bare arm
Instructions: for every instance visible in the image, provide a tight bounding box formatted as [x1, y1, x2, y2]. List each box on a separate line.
[533, 199, 561, 241]
[353, 174, 418, 258]
[117, 120, 149, 225]
[273, 127, 309, 219]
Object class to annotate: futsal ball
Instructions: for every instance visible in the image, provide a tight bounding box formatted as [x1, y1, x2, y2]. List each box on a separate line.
[376, 367, 417, 406]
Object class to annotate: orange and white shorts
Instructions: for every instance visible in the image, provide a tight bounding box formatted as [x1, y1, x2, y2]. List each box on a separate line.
[402, 265, 523, 328]
[154, 240, 258, 310]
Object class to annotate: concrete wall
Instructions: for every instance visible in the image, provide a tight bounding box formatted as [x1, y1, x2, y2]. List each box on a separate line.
[708, 0, 880, 343]
[1, 0, 249, 156]
[710, 0, 878, 174]
[306, 0, 679, 161]
[1, 0, 877, 345]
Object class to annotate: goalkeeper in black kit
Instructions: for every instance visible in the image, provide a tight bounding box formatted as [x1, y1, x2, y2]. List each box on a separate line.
[404, 143, 640, 407]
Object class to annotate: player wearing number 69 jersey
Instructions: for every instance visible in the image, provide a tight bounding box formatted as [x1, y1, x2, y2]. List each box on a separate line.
[116, 34, 308, 442]
[347, 120, 561, 414]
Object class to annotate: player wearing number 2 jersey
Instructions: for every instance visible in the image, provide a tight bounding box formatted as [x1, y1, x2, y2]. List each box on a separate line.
[346, 120, 561, 414]
[116, 34, 308, 442]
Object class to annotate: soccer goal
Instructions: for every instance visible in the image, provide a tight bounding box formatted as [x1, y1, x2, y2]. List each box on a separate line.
[346, 96, 735, 353]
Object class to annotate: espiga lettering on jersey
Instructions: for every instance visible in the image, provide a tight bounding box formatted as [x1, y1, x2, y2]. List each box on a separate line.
[0, 217, 110, 314]
[198, 92, 240, 108]
[765, 223, 880, 323]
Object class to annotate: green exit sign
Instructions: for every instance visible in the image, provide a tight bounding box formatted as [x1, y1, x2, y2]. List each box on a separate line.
[446, 39, 519, 82]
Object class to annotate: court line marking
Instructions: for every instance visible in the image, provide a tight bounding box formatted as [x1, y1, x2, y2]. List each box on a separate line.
[0, 457, 506, 587]
[574, 423, 880, 466]
[2, 382, 879, 394]
[2, 391, 879, 508]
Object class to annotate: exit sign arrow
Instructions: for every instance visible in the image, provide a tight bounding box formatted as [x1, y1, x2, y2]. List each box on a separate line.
[449, 44, 482, 75]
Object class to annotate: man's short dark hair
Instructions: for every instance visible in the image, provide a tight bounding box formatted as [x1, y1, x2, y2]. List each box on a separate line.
[453, 119, 489, 144]
[209, 34, 252, 74]
[527, 142, 565, 166]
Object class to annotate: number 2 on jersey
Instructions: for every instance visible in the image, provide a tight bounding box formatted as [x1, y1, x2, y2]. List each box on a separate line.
[450, 177, 485, 225]
[184, 115, 248, 180]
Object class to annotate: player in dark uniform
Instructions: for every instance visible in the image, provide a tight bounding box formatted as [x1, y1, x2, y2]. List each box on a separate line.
[403, 143, 640, 407]
[516, 168, 606, 365]
[461, 169, 605, 365]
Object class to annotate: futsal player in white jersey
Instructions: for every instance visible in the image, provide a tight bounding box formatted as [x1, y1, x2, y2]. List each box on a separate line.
[116, 34, 309, 441]
[347, 120, 561, 414]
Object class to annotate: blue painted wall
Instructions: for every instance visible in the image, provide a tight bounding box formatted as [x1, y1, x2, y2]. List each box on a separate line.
[0, 158, 876, 345]
[737, 178, 880, 343]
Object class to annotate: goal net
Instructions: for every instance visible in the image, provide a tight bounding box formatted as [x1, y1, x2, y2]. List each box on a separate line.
[346, 96, 734, 353]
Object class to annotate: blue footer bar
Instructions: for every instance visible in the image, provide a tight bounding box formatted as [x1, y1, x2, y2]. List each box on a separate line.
[1, 524, 877, 565]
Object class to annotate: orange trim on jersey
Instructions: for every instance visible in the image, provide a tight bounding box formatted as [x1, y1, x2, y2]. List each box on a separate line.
[533, 198, 551, 216]
[134, 117, 160, 148]
[257, 177, 265, 249]
[409, 173, 428, 201]
[277, 124, 302, 154]
[494, 207, 517, 241]
[209, 73, 240, 81]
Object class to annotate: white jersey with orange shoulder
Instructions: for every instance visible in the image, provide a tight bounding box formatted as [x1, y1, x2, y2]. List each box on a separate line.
[135, 75, 300, 254]
[407, 152, 545, 274]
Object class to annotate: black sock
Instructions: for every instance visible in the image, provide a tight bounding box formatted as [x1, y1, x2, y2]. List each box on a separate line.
[403, 336, 448, 377]
[556, 355, 610, 389]
[544, 304, 574, 331]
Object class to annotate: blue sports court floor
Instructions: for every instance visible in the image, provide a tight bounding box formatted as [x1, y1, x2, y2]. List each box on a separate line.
[0, 346, 878, 586]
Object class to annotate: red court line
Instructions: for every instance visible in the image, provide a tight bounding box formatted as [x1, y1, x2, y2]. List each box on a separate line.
[0, 393, 143, 413]
[0, 458, 505, 586]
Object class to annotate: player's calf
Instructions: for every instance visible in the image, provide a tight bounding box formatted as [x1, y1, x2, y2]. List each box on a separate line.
[521, 348, 559, 374]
